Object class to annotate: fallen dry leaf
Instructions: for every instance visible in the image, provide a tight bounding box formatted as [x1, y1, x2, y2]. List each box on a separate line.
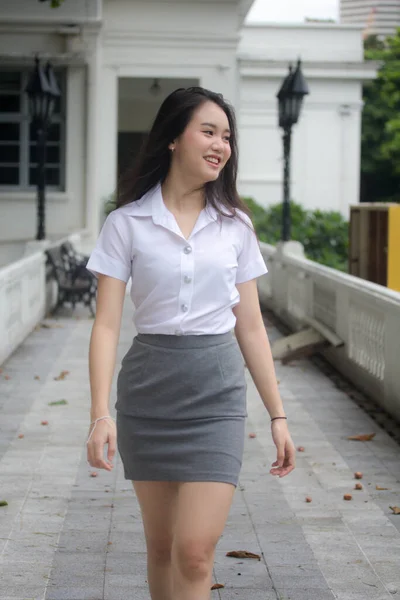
[376, 485, 389, 490]
[34, 375, 40, 380]
[226, 550, 261, 561]
[18, 434, 24, 439]
[305, 496, 312, 503]
[54, 370, 70, 381]
[347, 433, 376, 441]
[354, 472, 363, 479]
[249, 433, 257, 439]
[297, 446, 305, 452]
[389, 506, 400, 515]
[41, 420, 48, 426]
[90, 471, 98, 478]
[344, 494, 353, 501]
[211, 584, 225, 590]
[354, 483, 363, 490]
[4, 375, 10, 380]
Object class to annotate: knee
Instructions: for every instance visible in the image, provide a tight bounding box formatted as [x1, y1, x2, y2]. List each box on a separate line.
[146, 536, 173, 566]
[173, 539, 215, 581]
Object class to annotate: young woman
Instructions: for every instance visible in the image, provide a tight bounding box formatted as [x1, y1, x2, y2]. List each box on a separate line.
[86, 86, 296, 600]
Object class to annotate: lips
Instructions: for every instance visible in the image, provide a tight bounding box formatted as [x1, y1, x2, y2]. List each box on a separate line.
[204, 155, 221, 167]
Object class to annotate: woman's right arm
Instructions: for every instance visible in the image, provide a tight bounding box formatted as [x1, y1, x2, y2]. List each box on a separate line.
[87, 274, 127, 471]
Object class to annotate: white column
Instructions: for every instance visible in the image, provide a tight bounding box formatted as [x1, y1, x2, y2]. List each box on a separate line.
[97, 67, 119, 223]
[339, 101, 362, 217]
[85, 29, 103, 241]
[85, 43, 120, 240]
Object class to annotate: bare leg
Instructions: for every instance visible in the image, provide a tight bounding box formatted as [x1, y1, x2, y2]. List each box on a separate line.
[132, 480, 179, 600]
[171, 481, 236, 600]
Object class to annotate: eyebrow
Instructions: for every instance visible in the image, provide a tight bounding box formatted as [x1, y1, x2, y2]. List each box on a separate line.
[201, 122, 231, 134]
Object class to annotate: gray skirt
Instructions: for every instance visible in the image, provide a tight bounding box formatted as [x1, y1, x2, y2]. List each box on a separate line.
[115, 332, 247, 487]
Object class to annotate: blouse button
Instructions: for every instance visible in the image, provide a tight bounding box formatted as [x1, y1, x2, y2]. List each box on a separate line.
[181, 304, 188, 313]
[183, 246, 192, 254]
[184, 275, 192, 284]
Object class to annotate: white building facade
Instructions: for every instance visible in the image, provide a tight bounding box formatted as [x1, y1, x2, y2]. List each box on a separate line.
[0, 0, 376, 262]
[340, 0, 400, 38]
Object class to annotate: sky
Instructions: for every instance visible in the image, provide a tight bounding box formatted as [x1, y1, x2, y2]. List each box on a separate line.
[246, 0, 339, 23]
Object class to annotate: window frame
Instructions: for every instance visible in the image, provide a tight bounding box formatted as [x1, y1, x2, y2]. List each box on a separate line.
[0, 67, 66, 192]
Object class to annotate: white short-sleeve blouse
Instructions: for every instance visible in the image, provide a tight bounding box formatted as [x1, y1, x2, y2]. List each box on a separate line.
[86, 184, 268, 335]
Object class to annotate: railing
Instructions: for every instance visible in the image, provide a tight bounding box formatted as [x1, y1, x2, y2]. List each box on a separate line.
[0, 251, 46, 366]
[258, 242, 400, 423]
[0, 230, 90, 367]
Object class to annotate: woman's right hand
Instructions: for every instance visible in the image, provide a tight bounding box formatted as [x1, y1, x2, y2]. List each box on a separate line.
[86, 418, 117, 471]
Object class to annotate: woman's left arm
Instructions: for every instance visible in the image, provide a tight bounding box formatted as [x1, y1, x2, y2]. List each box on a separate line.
[233, 279, 296, 477]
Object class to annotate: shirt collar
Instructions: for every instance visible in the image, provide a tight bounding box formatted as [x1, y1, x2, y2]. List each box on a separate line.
[124, 183, 220, 226]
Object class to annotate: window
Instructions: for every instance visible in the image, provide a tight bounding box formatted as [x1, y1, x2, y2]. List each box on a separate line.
[0, 68, 66, 191]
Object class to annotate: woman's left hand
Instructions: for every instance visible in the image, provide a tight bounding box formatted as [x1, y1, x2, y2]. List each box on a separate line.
[270, 420, 296, 478]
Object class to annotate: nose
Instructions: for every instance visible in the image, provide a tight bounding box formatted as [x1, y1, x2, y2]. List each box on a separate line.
[211, 137, 224, 153]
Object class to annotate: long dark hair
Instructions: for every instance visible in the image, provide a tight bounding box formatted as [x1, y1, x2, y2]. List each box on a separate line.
[116, 86, 250, 220]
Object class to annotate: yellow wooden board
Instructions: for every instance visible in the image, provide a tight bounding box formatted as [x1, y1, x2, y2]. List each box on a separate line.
[388, 205, 400, 292]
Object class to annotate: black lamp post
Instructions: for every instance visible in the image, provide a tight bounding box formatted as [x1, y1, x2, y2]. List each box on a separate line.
[25, 57, 60, 240]
[277, 59, 309, 242]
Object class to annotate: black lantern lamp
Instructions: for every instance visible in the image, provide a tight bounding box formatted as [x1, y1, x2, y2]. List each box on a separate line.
[25, 57, 60, 240]
[277, 59, 309, 242]
[277, 65, 294, 129]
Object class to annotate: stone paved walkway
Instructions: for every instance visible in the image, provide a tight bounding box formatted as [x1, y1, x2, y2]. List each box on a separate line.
[0, 302, 400, 600]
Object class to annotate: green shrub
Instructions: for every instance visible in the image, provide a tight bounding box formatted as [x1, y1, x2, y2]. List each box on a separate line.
[103, 193, 116, 217]
[243, 197, 349, 272]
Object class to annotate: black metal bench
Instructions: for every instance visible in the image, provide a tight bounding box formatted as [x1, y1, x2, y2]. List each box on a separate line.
[45, 243, 97, 316]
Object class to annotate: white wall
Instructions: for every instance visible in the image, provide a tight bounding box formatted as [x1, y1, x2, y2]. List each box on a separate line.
[239, 22, 364, 62]
[237, 23, 376, 219]
[0, 0, 101, 23]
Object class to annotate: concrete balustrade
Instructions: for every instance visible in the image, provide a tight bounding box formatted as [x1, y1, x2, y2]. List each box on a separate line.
[0, 231, 89, 366]
[258, 241, 400, 422]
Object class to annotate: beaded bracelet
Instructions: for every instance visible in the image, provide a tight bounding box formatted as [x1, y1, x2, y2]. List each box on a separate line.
[271, 416, 287, 422]
[86, 415, 115, 445]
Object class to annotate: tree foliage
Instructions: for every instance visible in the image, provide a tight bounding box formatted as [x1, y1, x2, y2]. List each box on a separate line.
[361, 28, 400, 203]
[244, 197, 349, 272]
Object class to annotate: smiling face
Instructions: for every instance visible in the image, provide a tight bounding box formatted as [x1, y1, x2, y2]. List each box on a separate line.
[168, 100, 232, 185]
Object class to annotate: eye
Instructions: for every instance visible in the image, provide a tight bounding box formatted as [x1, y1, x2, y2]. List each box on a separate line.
[224, 136, 231, 143]
[204, 130, 213, 136]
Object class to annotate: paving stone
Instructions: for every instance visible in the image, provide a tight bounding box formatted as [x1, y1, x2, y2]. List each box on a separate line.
[46, 585, 105, 600]
[103, 585, 149, 600]
[213, 550, 273, 589]
[274, 588, 336, 600]
[218, 589, 277, 599]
